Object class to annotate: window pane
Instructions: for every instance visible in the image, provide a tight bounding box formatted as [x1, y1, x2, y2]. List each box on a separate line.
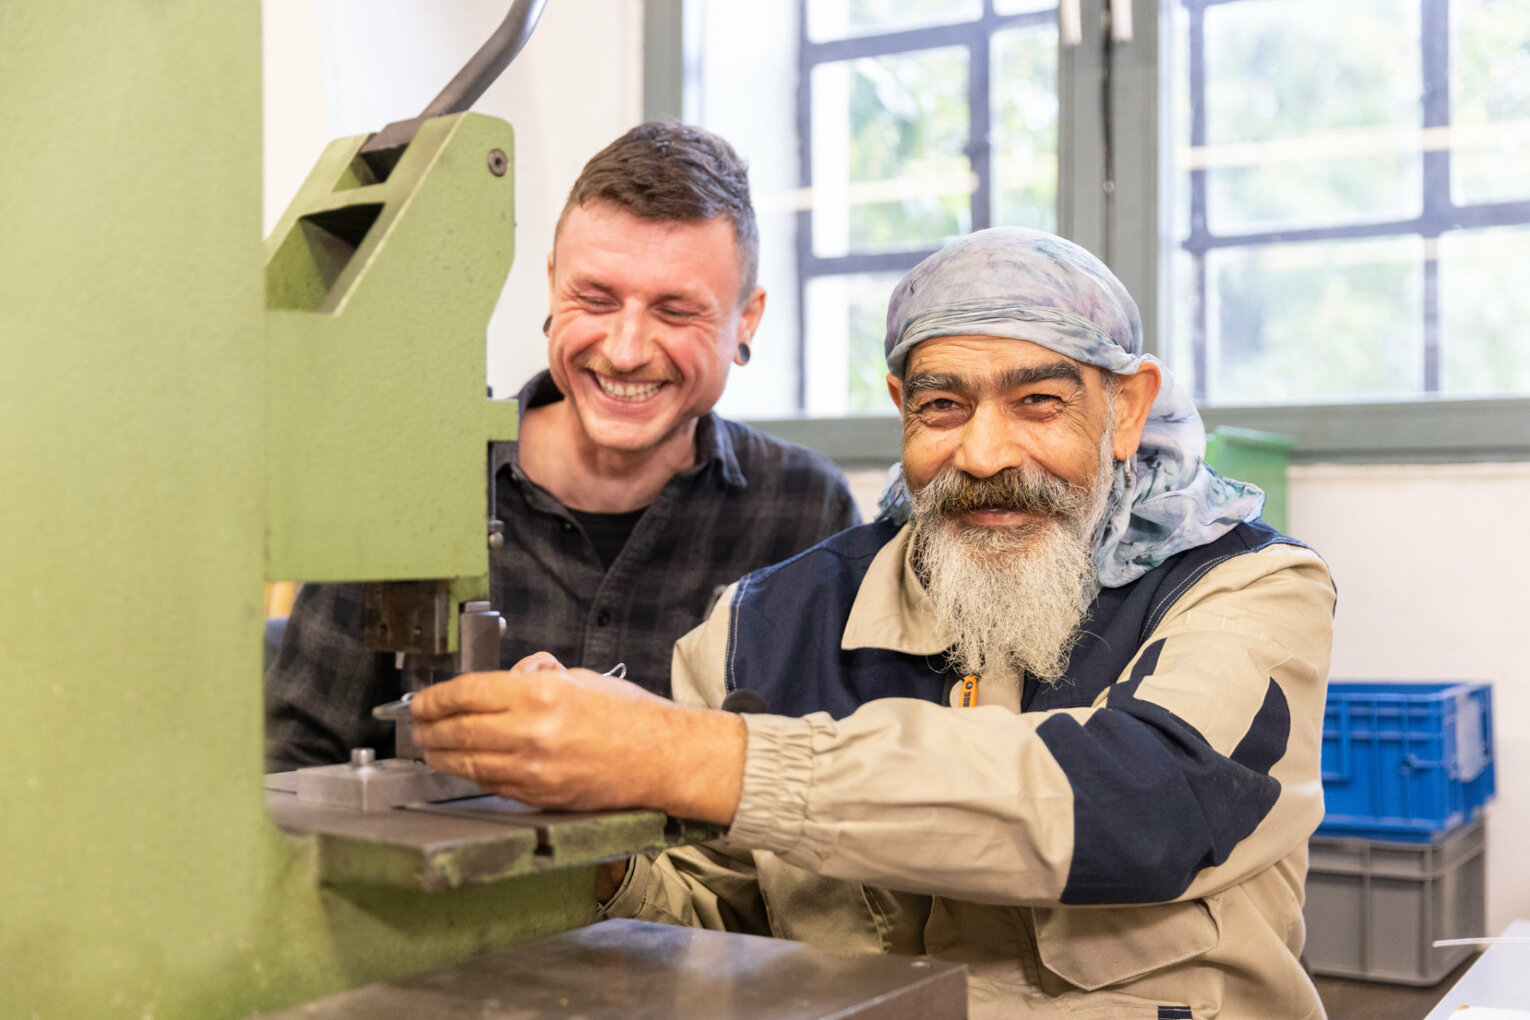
[1202, 0, 1421, 233]
[991, 23, 1059, 231]
[1204, 239, 1424, 404]
[811, 47, 973, 257]
[1163, 0, 1530, 407]
[1440, 228, 1530, 394]
[804, 272, 905, 416]
[807, 0, 981, 43]
[1451, 0, 1530, 205]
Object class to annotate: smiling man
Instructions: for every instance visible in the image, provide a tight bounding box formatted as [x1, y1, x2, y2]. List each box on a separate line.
[265, 123, 857, 770]
[410, 227, 1337, 1018]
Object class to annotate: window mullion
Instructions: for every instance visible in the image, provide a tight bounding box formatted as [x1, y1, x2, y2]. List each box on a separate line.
[1101, 0, 1167, 357]
[1058, 0, 1110, 258]
[1421, 0, 1451, 394]
[970, 25, 994, 233]
[794, 0, 812, 413]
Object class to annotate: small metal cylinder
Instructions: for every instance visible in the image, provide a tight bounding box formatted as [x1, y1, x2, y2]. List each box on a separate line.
[459, 601, 506, 673]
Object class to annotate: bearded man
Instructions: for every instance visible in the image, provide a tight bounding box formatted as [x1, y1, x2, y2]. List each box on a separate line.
[408, 227, 1338, 1018]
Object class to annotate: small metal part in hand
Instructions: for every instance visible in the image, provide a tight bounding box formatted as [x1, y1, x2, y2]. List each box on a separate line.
[371, 692, 414, 721]
[371, 661, 622, 720]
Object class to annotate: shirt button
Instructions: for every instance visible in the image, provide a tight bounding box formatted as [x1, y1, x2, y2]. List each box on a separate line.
[595, 611, 612, 627]
[560, 520, 574, 532]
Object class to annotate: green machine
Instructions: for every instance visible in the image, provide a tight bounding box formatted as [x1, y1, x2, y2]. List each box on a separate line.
[0, 2, 696, 1016]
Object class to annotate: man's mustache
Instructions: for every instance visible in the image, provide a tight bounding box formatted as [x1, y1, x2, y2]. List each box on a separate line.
[913, 466, 1086, 521]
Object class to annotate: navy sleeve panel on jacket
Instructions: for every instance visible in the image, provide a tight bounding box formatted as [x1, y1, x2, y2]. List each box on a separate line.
[1036, 639, 1288, 905]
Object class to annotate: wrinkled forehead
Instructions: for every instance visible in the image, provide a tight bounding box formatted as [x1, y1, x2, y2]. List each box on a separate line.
[902, 335, 1089, 386]
[884, 227, 1143, 379]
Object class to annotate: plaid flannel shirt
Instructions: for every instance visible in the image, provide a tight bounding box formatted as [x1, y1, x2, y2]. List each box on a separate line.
[264, 372, 859, 772]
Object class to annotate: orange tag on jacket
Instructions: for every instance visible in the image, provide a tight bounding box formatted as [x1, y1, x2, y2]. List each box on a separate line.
[957, 675, 979, 708]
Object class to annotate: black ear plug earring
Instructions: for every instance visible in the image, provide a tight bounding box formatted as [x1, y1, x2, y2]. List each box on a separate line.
[542, 315, 552, 335]
[737, 341, 752, 365]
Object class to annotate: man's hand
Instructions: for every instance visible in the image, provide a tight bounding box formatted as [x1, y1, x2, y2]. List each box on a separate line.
[410, 653, 747, 824]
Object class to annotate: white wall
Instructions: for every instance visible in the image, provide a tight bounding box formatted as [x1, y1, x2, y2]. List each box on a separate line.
[263, 0, 645, 398]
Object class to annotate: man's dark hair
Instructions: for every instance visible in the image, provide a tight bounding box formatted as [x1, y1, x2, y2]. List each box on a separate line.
[556, 122, 759, 304]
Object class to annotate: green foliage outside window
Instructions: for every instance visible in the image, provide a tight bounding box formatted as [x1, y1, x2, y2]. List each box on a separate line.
[1203, 0, 1421, 232]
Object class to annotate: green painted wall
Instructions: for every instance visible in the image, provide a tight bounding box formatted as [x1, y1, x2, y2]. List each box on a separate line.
[0, 5, 589, 1016]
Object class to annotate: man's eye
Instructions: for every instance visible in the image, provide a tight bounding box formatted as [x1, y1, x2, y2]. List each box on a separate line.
[577, 294, 618, 311]
[655, 306, 697, 322]
[1020, 393, 1063, 406]
[916, 398, 961, 414]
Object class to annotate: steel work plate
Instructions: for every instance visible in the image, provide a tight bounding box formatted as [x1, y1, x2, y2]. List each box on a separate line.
[256, 918, 968, 1018]
[294, 757, 486, 812]
[266, 785, 719, 892]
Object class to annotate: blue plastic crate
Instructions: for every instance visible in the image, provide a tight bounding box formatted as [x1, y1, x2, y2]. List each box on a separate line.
[1318, 681, 1495, 840]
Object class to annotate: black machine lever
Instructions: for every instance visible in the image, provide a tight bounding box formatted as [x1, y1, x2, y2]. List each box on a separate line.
[358, 0, 549, 178]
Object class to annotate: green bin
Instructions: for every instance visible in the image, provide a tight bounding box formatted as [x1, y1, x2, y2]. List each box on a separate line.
[1204, 426, 1295, 533]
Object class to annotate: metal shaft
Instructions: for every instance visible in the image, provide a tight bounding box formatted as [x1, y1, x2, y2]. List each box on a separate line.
[420, 0, 548, 120]
[358, 0, 548, 172]
[459, 600, 507, 674]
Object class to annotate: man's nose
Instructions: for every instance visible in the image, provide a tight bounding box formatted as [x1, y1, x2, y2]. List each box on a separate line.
[951, 406, 1030, 479]
[603, 301, 649, 371]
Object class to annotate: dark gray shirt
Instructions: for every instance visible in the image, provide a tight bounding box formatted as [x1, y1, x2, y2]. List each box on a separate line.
[264, 372, 860, 772]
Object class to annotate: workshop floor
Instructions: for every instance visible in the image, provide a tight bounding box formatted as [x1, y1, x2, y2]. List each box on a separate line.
[1313, 955, 1478, 1020]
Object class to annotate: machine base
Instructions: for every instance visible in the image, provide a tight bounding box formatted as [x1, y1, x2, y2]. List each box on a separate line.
[258, 918, 968, 1018]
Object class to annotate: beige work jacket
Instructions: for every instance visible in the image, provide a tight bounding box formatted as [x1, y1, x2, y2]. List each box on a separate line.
[603, 525, 1337, 1019]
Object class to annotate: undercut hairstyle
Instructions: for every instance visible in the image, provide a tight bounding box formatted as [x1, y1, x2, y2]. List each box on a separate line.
[555, 122, 760, 304]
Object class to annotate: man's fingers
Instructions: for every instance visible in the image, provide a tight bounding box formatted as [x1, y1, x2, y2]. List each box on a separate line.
[412, 665, 563, 721]
[513, 651, 563, 672]
[411, 673, 505, 720]
[423, 748, 550, 799]
[424, 748, 512, 788]
[412, 711, 521, 751]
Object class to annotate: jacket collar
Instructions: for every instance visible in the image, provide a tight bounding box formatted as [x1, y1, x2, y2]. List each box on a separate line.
[841, 523, 952, 655]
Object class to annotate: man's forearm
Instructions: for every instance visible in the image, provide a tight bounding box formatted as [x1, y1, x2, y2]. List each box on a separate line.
[641, 704, 747, 824]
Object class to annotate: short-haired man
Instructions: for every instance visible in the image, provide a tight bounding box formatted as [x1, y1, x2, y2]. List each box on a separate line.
[408, 228, 1337, 1018]
[265, 123, 858, 771]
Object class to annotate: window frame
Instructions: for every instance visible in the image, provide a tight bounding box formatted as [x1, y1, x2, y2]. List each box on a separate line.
[791, 2, 1059, 411]
[645, 0, 1530, 466]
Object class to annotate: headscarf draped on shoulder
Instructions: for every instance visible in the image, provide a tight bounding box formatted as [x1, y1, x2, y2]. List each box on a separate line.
[879, 226, 1264, 588]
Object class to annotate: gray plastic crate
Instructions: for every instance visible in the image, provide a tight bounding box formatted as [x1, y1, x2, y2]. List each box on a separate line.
[1302, 818, 1486, 985]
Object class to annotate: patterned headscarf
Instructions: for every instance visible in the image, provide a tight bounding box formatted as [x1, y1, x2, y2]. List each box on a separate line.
[879, 226, 1264, 588]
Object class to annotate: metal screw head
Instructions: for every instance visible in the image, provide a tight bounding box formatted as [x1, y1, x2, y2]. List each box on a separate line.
[350, 747, 377, 768]
[487, 149, 508, 176]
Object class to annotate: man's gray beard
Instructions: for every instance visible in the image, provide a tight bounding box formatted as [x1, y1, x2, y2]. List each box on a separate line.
[909, 432, 1116, 690]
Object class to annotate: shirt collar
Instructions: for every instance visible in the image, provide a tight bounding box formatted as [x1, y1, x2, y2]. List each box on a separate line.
[841, 523, 952, 655]
[491, 370, 745, 492]
[688, 411, 747, 492]
[491, 372, 561, 477]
